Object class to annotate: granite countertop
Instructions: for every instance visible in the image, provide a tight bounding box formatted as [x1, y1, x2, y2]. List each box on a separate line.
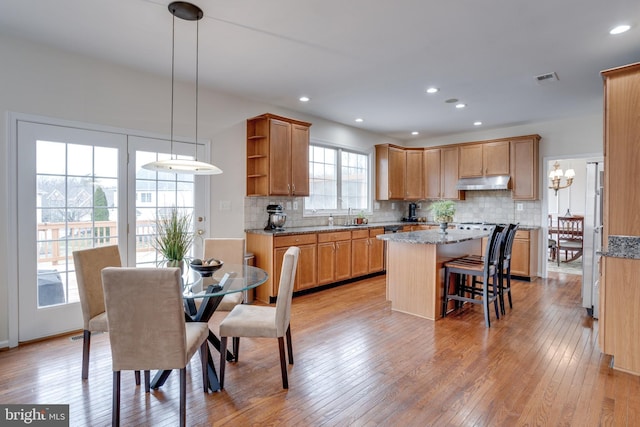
[599, 235, 640, 259]
[245, 222, 539, 236]
[376, 229, 490, 245]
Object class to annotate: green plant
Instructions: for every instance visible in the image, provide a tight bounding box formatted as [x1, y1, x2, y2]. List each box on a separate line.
[357, 211, 366, 219]
[430, 200, 456, 223]
[155, 208, 194, 262]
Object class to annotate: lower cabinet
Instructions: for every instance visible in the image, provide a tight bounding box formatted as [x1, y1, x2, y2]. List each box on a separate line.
[273, 234, 317, 292]
[510, 229, 539, 279]
[480, 228, 539, 280]
[352, 228, 385, 276]
[248, 227, 386, 303]
[317, 231, 352, 285]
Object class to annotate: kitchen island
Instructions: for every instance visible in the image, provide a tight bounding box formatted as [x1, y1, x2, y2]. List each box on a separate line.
[377, 229, 489, 320]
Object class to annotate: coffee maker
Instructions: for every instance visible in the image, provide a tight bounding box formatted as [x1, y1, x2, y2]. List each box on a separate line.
[264, 204, 287, 231]
[407, 203, 417, 221]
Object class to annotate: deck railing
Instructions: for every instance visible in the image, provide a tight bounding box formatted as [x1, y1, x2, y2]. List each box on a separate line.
[37, 220, 156, 265]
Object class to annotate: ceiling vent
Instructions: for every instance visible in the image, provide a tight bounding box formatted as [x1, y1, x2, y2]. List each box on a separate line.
[535, 72, 559, 84]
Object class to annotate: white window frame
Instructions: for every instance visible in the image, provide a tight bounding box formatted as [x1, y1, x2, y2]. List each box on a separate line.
[304, 141, 372, 216]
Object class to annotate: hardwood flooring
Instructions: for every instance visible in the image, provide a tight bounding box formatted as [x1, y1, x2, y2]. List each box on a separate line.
[1, 271, 639, 426]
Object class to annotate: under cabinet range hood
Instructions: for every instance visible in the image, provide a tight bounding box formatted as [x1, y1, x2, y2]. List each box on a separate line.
[455, 175, 511, 191]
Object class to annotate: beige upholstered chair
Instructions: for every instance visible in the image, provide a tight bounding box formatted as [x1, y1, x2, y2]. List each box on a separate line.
[101, 267, 209, 427]
[73, 245, 123, 380]
[203, 238, 246, 311]
[219, 246, 300, 389]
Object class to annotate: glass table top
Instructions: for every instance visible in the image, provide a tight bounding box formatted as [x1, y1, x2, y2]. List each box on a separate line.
[183, 263, 268, 298]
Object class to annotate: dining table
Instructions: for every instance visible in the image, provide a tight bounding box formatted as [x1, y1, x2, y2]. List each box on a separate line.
[150, 263, 268, 392]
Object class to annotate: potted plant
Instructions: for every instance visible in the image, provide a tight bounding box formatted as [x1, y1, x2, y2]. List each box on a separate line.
[155, 208, 194, 271]
[430, 200, 456, 234]
[356, 211, 367, 225]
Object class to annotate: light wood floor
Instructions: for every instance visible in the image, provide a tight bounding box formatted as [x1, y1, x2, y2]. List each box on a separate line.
[2, 272, 639, 426]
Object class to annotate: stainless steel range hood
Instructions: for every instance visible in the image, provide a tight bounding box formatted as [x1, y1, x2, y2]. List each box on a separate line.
[456, 175, 511, 191]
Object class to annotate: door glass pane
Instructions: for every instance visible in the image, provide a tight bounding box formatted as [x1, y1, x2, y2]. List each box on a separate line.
[134, 150, 196, 267]
[36, 140, 119, 308]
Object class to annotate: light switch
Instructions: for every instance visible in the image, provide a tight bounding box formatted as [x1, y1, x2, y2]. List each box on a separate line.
[516, 203, 524, 211]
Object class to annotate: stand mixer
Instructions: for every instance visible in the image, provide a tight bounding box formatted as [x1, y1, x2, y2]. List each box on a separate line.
[264, 204, 287, 231]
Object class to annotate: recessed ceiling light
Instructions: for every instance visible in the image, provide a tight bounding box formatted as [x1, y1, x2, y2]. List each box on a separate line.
[610, 24, 631, 35]
[455, 103, 466, 109]
[445, 98, 458, 103]
[473, 121, 482, 126]
[355, 118, 364, 123]
[426, 87, 439, 94]
[411, 131, 419, 135]
[299, 96, 310, 102]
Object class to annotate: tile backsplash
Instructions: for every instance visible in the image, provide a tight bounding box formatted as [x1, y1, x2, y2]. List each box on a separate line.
[244, 191, 541, 230]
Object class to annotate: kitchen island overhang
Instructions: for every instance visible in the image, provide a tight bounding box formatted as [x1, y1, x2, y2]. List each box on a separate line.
[377, 229, 490, 320]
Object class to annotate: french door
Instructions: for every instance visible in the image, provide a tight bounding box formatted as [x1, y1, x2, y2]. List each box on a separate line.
[16, 119, 208, 341]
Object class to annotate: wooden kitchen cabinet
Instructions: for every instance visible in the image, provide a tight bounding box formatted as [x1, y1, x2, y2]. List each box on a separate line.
[317, 231, 352, 285]
[480, 228, 539, 279]
[405, 149, 424, 199]
[510, 229, 539, 279]
[459, 141, 510, 178]
[246, 113, 311, 197]
[375, 145, 423, 200]
[273, 234, 317, 292]
[248, 227, 386, 303]
[424, 147, 465, 200]
[351, 228, 385, 276]
[510, 136, 540, 200]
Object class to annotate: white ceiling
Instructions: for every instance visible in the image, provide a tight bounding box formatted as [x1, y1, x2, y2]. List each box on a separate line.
[1, 0, 639, 140]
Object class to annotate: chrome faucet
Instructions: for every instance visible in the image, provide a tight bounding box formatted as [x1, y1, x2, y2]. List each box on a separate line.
[347, 207, 352, 225]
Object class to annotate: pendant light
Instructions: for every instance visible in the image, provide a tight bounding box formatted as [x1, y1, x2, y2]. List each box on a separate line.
[142, 1, 222, 175]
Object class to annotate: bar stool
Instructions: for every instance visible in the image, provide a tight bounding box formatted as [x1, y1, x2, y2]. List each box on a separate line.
[442, 225, 506, 327]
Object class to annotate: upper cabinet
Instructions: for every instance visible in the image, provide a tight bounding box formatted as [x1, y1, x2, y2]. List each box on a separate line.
[246, 113, 311, 197]
[424, 147, 464, 200]
[375, 145, 423, 200]
[510, 136, 540, 200]
[459, 140, 510, 178]
[376, 134, 540, 201]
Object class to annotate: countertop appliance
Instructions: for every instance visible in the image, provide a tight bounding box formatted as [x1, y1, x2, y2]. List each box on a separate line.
[402, 203, 418, 222]
[264, 204, 287, 231]
[582, 161, 603, 318]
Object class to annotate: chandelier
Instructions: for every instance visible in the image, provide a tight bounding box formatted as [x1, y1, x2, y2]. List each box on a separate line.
[142, 2, 222, 175]
[548, 161, 575, 195]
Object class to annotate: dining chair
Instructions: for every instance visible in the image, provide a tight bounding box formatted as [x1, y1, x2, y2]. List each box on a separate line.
[548, 214, 557, 261]
[73, 245, 131, 381]
[203, 238, 246, 311]
[218, 246, 300, 389]
[557, 216, 584, 265]
[442, 226, 507, 327]
[101, 267, 209, 427]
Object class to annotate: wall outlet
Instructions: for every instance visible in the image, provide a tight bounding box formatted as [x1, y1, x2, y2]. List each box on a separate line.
[417, 203, 422, 209]
[286, 201, 292, 210]
[391, 202, 396, 210]
[293, 201, 299, 210]
[516, 203, 524, 211]
[374, 202, 381, 210]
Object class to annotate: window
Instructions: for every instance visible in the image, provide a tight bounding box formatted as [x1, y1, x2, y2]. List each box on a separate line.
[139, 192, 152, 203]
[305, 144, 370, 214]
